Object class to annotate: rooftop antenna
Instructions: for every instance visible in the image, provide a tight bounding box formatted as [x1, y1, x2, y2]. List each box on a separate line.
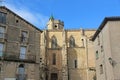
[0, 0, 4, 6]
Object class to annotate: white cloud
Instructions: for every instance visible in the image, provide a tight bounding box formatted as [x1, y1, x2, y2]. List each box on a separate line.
[5, 3, 49, 29]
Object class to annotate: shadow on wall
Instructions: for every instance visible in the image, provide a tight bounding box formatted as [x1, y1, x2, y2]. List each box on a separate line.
[67, 48, 77, 69]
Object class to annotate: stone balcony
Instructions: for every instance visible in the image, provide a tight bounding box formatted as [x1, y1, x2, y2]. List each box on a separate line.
[0, 51, 36, 63]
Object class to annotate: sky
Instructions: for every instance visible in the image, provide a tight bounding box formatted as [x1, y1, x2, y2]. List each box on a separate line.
[2, 0, 120, 30]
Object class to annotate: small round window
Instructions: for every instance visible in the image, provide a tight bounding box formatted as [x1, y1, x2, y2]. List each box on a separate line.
[54, 25, 57, 28]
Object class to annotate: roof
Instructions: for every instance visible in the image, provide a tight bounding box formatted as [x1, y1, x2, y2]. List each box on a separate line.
[92, 17, 120, 41]
[0, 6, 43, 32]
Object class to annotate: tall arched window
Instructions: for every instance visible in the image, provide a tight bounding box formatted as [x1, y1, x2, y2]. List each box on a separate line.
[51, 36, 57, 48]
[52, 53, 56, 65]
[74, 60, 77, 68]
[69, 36, 75, 47]
[18, 64, 25, 80]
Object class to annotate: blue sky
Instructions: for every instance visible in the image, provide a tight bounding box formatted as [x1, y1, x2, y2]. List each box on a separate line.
[3, 0, 120, 30]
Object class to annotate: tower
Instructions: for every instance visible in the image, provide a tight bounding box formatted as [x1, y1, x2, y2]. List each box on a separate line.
[42, 16, 96, 80]
[47, 15, 64, 30]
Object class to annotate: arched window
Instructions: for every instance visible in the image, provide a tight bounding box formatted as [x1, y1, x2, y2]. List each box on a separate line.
[52, 53, 56, 65]
[69, 36, 75, 47]
[74, 60, 77, 68]
[18, 64, 25, 74]
[81, 39, 84, 47]
[18, 64, 25, 80]
[51, 36, 57, 48]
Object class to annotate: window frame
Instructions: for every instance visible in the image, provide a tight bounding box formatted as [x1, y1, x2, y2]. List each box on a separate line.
[18, 64, 25, 80]
[96, 51, 99, 60]
[81, 39, 84, 47]
[74, 59, 77, 68]
[52, 53, 56, 65]
[19, 46, 27, 59]
[100, 64, 103, 74]
[101, 45, 103, 52]
[20, 30, 29, 43]
[0, 26, 5, 39]
[0, 11, 7, 24]
[98, 35, 100, 45]
[0, 43, 4, 57]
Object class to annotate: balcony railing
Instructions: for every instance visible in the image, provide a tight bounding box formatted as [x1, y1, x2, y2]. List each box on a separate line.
[16, 74, 27, 80]
[3, 52, 19, 60]
[0, 51, 36, 63]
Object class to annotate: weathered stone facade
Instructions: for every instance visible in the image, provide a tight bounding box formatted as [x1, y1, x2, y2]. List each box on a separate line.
[0, 6, 96, 80]
[92, 17, 120, 80]
[40, 17, 96, 80]
[0, 6, 42, 80]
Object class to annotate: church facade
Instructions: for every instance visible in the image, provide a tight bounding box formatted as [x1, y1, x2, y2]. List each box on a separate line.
[40, 16, 96, 80]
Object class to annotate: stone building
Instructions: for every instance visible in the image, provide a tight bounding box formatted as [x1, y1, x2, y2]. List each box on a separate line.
[40, 16, 96, 80]
[0, 6, 42, 80]
[0, 6, 96, 80]
[92, 17, 120, 80]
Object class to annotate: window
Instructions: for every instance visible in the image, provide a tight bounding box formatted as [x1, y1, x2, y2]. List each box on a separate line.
[51, 36, 57, 48]
[54, 25, 57, 28]
[101, 46, 103, 52]
[18, 64, 25, 74]
[69, 36, 75, 47]
[40, 58, 42, 63]
[52, 53, 56, 65]
[81, 39, 84, 47]
[100, 64, 103, 74]
[20, 46, 26, 59]
[0, 12, 6, 24]
[0, 26, 5, 38]
[21, 31, 28, 42]
[74, 60, 77, 68]
[16, 20, 19, 23]
[18, 64, 25, 80]
[0, 43, 4, 57]
[96, 51, 99, 59]
[98, 35, 100, 45]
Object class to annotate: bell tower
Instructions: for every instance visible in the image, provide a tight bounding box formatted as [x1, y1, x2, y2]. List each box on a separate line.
[47, 15, 64, 30]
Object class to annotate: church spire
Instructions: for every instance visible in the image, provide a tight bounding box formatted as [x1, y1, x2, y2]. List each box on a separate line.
[49, 14, 54, 20]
